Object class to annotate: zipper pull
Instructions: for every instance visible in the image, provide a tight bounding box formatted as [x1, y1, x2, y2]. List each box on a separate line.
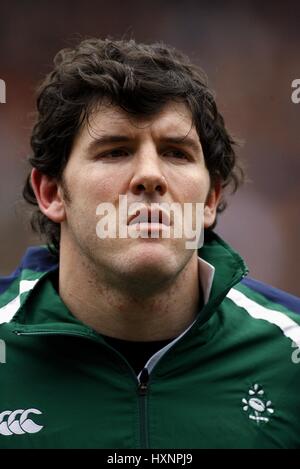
[139, 367, 149, 395]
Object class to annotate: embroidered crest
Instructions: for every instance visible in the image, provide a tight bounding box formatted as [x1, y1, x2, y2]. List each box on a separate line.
[242, 384, 274, 424]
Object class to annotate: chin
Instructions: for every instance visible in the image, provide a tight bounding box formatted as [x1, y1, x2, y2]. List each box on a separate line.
[97, 238, 192, 289]
[122, 242, 183, 281]
[128, 239, 175, 259]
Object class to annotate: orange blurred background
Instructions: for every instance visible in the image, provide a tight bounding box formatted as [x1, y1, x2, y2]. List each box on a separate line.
[0, 0, 299, 295]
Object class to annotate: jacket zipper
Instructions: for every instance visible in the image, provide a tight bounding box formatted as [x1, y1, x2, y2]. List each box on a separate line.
[13, 329, 138, 384]
[14, 328, 151, 448]
[138, 367, 150, 449]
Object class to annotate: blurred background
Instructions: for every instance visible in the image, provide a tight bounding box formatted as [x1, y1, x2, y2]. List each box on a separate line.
[0, 0, 299, 295]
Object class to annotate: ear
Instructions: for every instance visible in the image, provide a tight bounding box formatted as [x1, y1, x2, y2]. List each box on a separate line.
[30, 168, 66, 223]
[204, 179, 222, 229]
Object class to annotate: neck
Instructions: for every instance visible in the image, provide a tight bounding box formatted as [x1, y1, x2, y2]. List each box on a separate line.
[58, 247, 202, 342]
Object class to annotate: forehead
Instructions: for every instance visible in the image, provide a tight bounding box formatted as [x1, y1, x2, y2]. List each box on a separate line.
[75, 100, 198, 146]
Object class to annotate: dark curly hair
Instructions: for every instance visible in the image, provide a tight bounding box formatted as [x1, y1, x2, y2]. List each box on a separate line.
[23, 37, 244, 258]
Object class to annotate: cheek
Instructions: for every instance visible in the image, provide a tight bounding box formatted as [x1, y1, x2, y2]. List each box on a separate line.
[171, 169, 210, 202]
[69, 167, 122, 204]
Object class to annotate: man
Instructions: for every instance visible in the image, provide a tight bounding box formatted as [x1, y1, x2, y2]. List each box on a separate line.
[0, 38, 300, 449]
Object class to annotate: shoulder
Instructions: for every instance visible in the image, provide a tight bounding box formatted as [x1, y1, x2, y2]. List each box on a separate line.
[232, 276, 300, 316]
[224, 276, 300, 352]
[0, 246, 58, 323]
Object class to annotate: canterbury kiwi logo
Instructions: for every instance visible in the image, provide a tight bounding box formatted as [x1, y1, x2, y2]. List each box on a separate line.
[0, 408, 44, 436]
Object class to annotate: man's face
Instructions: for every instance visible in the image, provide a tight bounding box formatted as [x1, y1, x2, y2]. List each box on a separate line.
[59, 100, 220, 289]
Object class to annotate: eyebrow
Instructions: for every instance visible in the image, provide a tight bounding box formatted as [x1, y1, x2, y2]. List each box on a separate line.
[87, 134, 201, 153]
[87, 135, 131, 153]
[161, 135, 201, 152]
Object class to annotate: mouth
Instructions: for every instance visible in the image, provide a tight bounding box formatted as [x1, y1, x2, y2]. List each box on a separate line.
[128, 207, 171, 227]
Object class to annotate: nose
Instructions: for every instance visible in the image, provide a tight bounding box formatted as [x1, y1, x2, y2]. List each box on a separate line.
[129, 148, 168, 196]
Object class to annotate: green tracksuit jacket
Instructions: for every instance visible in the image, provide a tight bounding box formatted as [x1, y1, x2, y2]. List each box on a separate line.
[1, 232, 300, 449]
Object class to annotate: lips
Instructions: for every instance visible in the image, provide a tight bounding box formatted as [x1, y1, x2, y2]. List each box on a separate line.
[128, 207, 171, 226]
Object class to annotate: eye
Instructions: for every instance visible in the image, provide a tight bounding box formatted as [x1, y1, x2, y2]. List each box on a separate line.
[99, 148, 130, 158]
[164, 149, 189, 160]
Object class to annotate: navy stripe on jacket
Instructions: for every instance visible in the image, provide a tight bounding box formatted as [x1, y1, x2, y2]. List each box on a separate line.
[241, 277, 300, 315]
